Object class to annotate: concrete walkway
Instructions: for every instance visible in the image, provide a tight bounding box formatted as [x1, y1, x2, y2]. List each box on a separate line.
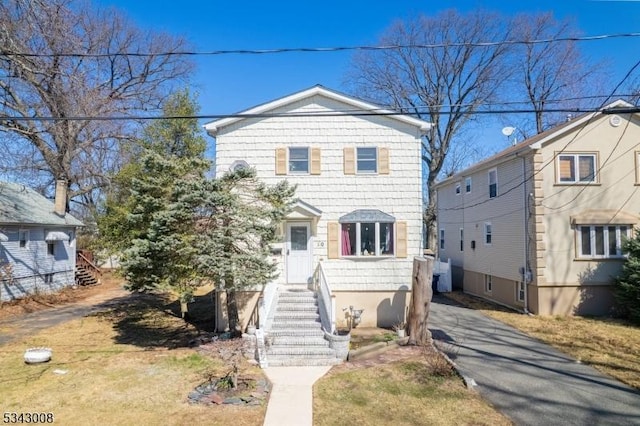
[429, 295, 640, 426]
[263, 366, 331, 426]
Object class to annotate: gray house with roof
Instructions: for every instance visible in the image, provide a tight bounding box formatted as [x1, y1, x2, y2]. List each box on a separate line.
[0, 180, 84, 301]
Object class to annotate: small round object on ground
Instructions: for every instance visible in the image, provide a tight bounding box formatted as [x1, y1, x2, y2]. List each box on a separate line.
[24, 347, 52, 364]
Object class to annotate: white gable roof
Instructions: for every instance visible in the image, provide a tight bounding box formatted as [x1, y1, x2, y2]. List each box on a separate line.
[204, 85, 432, 136]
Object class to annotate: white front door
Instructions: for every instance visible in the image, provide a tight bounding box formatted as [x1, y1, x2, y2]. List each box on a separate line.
[286, 222, 312, 284]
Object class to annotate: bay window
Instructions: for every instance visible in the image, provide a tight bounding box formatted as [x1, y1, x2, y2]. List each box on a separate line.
[339, 209, 395, 257]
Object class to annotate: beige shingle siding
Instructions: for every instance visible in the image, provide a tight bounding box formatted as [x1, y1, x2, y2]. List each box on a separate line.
[214, 94, 425, 291]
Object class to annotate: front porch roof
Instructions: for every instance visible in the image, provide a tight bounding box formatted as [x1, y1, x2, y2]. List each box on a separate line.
[286, 199, 322, 220]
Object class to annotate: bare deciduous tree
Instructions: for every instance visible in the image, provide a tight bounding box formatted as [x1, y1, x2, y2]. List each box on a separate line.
[0, 0, 193, 211]
[348, 10, 514, 250]
[511, 12, 603, 135]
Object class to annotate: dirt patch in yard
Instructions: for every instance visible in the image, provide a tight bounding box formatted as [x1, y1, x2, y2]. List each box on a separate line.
[0, 271, 126, 321]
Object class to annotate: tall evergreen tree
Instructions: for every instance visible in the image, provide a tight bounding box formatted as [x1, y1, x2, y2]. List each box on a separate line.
[98, 91, 296, 328]
[99, 89, 209, 300]
[614, 228, 640, 324]
[194, 169, 295, 333]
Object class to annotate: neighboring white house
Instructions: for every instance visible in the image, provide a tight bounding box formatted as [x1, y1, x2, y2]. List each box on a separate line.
[205, 85, 432, 328]
[434, 101, 640, 316]
[0, 180, 84, 301]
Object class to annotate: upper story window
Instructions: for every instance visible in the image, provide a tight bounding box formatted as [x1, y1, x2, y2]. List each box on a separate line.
[578, 224, 629, 259]
[289, 147, 309, 173]
[343, 147, 389, 175]
[439, 229, 445, 250]
[460, 228, 464, 252]
[357, 147, 377, 173]
[455, 182, 461, 195]
[19, 230, 29, 248]
[558, 153, 596, 184]
[276, 147, 320, 175]
[488, 169, 497, 198]
[465, 177, 472, 193]
[47, 242, 55, 256]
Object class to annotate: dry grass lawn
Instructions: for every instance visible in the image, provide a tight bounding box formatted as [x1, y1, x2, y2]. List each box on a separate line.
[314, 347, 511, 426]
[0, 284, 266, 426]
[445, 292, 640, 390]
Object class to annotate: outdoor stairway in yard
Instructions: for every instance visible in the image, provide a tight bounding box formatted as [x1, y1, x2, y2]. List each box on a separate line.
[266, 287, 342, 367]
[74, 265, 99, 286]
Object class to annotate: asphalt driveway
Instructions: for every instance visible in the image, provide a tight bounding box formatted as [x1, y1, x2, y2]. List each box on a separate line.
[429, 295, 640, 426]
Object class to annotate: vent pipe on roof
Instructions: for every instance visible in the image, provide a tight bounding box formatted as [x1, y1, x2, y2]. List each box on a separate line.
[54, 179, 67, 216]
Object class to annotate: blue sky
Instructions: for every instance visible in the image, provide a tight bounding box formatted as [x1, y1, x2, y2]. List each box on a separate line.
[94, 0, 639, 153]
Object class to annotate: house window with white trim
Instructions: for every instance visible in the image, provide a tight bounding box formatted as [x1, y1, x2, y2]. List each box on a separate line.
[340, 216, 395, 257]
[465, 177, 472, 193]
[484, 274, 492, 293]
[439, 229, 445, 250]
[47, 242, 55, 256]
[577, 225, 629, 259]
[459, 228, 464, 252]
[484, 222, 492, 245]
[455, 182, 461, 195]
[558, 153, 596, 183]
[488, 169, 497, 198]
[289, 147, 309, 173]
[356, 147, 377, 173]
[516, 281, 525, 302]
[19, 230, 29, 248]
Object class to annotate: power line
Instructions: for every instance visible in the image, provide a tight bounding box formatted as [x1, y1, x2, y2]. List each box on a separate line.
[437, 58, 640, 212]
[3, 32, 640, 58]
[1, 105, 635, 122]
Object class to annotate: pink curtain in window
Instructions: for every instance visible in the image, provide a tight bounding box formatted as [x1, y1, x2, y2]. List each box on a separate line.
[341, 226, 351, 256]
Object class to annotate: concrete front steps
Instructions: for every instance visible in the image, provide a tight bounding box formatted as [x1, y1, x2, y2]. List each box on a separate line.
[266, 287, 342, 367]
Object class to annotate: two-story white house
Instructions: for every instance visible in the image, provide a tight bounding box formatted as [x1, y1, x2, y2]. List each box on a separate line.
[205, 85, 431, 329]
[435, 101, 640, 316]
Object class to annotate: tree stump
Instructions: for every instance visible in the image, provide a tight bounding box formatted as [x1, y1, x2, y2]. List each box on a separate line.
[407, 256, 434, 346]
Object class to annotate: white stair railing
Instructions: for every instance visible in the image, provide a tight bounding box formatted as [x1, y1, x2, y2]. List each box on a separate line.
[258, 279, 278, 332]
[312, 262, 336, 334]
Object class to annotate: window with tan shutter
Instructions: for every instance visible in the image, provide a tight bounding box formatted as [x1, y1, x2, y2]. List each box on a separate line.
[310, 147, 321, 175]
[327, 222, 340, 259]
[275, 148, 287, 175]
[336, 211, 406, 258]
[344, 147, 355, 174]
[356, 147, 377, 173]
[378, 148, 389, 174]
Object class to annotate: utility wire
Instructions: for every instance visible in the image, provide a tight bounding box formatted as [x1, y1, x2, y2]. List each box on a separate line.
[438, 58, 640, 212]
[3, 32, 640, 58]
[1, 106, 635, 122]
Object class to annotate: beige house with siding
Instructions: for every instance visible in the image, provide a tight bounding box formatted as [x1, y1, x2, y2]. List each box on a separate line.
[205, 85, 431, 331]
[435, 100, 640, 316]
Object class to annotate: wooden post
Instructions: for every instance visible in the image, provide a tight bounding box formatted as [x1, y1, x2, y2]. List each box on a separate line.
[407, 256, 434, 345]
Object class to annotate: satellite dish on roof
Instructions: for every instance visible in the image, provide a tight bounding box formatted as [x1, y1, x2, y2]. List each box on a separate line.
[501, 126, 515, 137]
